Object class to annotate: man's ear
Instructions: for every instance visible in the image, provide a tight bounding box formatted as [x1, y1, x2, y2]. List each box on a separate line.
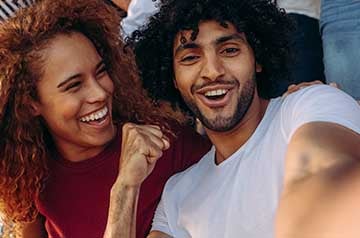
[29, 101, 41, 116]
[173, 77, 178, 89]
[256, 62, 262, 73]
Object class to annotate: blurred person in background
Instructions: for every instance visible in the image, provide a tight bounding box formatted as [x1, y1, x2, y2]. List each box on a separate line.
[0, 0, 35, 22]
[275, 0, 324, 96]
[320, 0, 360, 100]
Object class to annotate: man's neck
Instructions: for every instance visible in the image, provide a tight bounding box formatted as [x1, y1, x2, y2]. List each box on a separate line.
[206, 96, 269, 164]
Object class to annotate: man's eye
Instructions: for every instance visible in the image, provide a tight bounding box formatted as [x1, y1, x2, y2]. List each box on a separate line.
[222, 48, 240, 55]
[180, 55, 199, 63]
[65, 81, 81, 91]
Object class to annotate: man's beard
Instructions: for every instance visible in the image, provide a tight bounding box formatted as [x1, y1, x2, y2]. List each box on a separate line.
[183, 75, 256, 132]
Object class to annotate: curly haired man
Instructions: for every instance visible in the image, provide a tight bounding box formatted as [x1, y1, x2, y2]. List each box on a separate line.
[105, 0, 360, 237]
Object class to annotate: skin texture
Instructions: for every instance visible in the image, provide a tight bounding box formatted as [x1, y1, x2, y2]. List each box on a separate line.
[21, 215, 47, 238]
[172, 21, 266, 164]
[111, 0, 131, 11]
[103, 123, 169, 238]
[276, 122, 360, 238]
[31, 32, 116, 162]
[173, 22, 261, 133]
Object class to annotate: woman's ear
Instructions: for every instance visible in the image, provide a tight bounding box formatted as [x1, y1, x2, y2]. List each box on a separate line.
[29, 101, 41, 116]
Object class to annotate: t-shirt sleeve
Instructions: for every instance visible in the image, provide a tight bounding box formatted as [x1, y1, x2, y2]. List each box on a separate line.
[280, 85, 360, 142]
[120, 0, 159, 37]
[150, 196, 173, 236]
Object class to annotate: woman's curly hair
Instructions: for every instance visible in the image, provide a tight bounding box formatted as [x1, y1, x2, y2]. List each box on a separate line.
[0, 0, 183, 226]
[130, 0, 295, 114]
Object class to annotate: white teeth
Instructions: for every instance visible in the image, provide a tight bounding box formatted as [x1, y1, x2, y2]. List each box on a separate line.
[80, 106, 108, 122]
[204, 89, 227, 97]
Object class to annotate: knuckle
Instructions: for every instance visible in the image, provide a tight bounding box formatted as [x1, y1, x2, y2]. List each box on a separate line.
[123, 122, 135, 131]
[151, 148, 163, 159]
[133, 136, 145, 147]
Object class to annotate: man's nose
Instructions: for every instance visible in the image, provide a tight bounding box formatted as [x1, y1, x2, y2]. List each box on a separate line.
[200, 54, 225, 81]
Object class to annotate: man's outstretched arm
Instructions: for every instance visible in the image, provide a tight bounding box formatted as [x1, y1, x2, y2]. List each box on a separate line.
[276, 122, 360, 238]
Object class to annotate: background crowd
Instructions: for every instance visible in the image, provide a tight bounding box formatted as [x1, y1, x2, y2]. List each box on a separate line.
[1, 1, 359, 105]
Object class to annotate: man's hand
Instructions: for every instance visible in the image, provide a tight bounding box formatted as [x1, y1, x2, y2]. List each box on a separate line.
[111, 0, 131, 11]
[282, 80, 324, 97]
[117, 123, 170, 187]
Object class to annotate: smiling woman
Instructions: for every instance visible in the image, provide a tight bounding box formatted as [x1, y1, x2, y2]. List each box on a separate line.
[30, 32, 118, 162]
[0, 0, 203, 237]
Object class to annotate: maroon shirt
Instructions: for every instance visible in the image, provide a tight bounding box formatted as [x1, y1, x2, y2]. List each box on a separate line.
[36, 126, 211, 238]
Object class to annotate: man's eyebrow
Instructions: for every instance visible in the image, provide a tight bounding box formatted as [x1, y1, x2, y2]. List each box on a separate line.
[174, 42, 199, 55]
[215, 34, 246, 45]
[57, 60, 105, 88]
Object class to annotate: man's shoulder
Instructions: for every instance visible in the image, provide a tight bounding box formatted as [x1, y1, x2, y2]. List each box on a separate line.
[279, 84, 360, 141]
[283, 84, 351, 105]
[279, 84, 359, 119]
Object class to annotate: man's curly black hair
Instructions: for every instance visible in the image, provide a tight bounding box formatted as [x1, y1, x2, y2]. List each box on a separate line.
[129, 0, 294, 114]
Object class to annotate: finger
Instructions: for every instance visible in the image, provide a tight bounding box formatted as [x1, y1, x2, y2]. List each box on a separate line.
[283, 81, 323, 97]
[146, 124, 161, 130]
[143, 136, 170, 163]
[283, 85, 296, 96]
[298, 81, 322, 89]
[138, 125, 164, 138]
[329, 82, 340, 89]
[313, 80, 323, 84]
[162, 135, 170, 150]
[148, 134, 170, 150]
[285, 83, 297, 90]
[144, 143, 164, 164]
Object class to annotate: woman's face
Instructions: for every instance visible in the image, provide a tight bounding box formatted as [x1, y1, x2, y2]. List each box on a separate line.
[31, 32, 116, 161]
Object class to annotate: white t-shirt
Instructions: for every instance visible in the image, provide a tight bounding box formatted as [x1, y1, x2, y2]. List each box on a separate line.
[121, 0, 159, 36]
[151, 85, 360, 238]
[277, 0, 320, 19]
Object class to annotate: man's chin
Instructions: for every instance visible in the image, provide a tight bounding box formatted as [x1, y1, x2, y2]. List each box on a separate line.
[200, 116, 240, 132]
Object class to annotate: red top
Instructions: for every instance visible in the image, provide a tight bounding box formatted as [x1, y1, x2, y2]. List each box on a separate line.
[36, 126, 211, 238]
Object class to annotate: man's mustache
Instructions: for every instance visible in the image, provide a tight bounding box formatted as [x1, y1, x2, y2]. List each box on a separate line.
[191, 78, 239, 93]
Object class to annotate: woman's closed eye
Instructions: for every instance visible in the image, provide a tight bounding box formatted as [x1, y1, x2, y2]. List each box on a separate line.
[96, 65, 108, 78]
[65, 81, 82, 91]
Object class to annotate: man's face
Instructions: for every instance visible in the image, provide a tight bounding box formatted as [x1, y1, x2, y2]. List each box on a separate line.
[173, 20, 262, 132]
